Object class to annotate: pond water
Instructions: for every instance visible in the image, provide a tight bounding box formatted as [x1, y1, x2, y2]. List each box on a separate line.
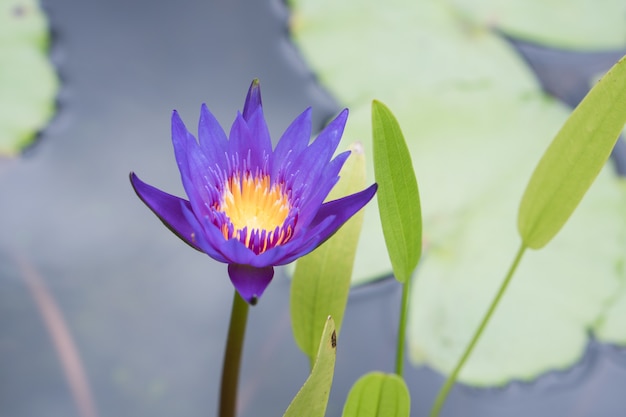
[1, 1, 626, 417]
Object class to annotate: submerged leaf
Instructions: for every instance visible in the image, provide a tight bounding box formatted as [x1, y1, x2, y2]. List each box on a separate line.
[342, 372, 410, 417]
[372, 101, 421, 283]
[518, 55, 626, 249]
[291, 143, 367, 364]
[284, 317, 337, 417]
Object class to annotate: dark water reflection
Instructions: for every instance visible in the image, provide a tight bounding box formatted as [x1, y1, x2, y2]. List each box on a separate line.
[1, 1, 625, 416]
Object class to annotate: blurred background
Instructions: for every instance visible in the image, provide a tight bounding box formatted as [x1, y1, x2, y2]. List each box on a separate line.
[2, 1, 626, 416]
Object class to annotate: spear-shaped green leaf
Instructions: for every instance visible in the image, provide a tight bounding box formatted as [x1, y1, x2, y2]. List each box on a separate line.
[283, 317, 337, 417]
[518, 55, 626, 249]
[291, 143, 367, 364]
[372, 100, 422, 283]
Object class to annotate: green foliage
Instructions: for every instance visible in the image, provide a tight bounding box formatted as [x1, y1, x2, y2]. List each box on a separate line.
[372, 101, 421, 283]
[448, 0, 626, 49]
[290, 0, 626, 385]
[342, 372, 410, 417]
[290, 0, 564, 283]
[283, 317, 337, 417]
[409, 167, 626, 385]
[291, 143, 367, 364]
[518, 56, 626, 249]
[0, 0, 58, 156]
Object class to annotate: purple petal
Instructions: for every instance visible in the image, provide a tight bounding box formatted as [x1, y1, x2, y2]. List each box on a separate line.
[227, 112, 253, 165]
[228, 264, 274, 305]
[198, 103, 228, 166]
[269, 215, 337, 265]
[216, 234, 257, 264]
[288, 110, 348, 195]
[242, 79, 262, 121]
[179, 204, 229, 263]
[306, 183, 378, 244]
[271, 108, 312, 178]
[171, 111, 217, 218]
[129, 172, 201, 252]
[243, 107, 272, 169]
[270, 192, 372, 266]
[310, 109, 348, 157]
[292, 150, 351, 228]
[171, 110, 194, 181]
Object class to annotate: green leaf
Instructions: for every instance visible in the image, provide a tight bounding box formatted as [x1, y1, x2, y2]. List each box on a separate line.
[448, 0, 626, 50]
[290, 0, 547, 283]
[289, 0, 626, 385]
[408, 167, 626, 385]
[291, 143, 367, 364]
[283, 316, 337, 417]
[518, 55, 626, 249]
[342, 372, 410, 417]
[372, 101, 421, 283]
[0, 0, 59, 156]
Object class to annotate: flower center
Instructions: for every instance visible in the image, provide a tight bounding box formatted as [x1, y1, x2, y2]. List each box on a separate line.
[218, 172, 292, 253]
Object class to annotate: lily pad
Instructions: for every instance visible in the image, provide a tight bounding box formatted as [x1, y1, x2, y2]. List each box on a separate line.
[0, 0, 58, 156]
[409, 168, 626, 385]
[289, 0, 626, 385]
[448, 0, 626, 50]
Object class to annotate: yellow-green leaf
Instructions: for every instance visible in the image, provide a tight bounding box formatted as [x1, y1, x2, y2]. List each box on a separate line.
[372, 101, 422, 283]
[291, 143, 367, 364]
[0, 0, 59, 156]
[518, 55, 626, 249]
[283, 316, 337, 417]
[342, 372, 410, 417]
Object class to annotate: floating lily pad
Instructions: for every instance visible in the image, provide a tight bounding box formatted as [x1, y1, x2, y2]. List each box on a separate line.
[409, 168, 626, 385]
[0, 0, 58, 156]
[289, 0, 626, 385]
[448, 0, 626, 50]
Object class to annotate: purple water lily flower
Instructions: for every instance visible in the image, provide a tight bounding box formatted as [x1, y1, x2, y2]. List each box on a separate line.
[130, 80, 377, 304]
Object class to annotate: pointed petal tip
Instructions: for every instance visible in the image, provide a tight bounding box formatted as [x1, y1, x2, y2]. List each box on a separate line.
[171, 110, 190, 141]
[129, 171, 142, 191]
[243, 79, 263, 120]
[336, 108, 349, 124]
[228, 264, 274, 305]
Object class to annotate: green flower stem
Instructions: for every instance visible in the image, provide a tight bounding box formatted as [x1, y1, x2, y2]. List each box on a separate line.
[429, 243, 527, 417]
[219, 291, 249, 417]
[395, 275, 412, 376]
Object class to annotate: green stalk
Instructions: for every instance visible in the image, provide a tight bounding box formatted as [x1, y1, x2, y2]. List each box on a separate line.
[219, 291, 249, 417]
[429, 243, 527, 417]
[395, 275, 412, 376]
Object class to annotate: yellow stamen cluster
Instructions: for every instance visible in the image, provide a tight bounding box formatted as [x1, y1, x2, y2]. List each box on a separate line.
[219, 172, 292, 252]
